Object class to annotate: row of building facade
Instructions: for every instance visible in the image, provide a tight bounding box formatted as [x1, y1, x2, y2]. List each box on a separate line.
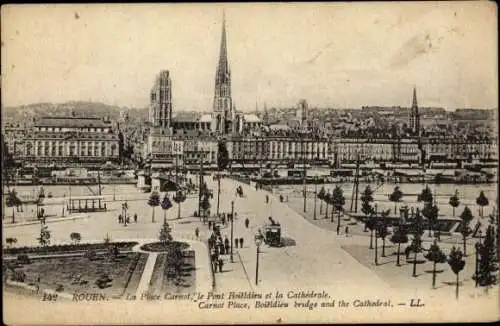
[3, 115, 498, 170]
[143, 133, 498, 169]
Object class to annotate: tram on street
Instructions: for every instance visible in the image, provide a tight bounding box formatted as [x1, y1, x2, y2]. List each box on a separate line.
[257, 216, 282, 247]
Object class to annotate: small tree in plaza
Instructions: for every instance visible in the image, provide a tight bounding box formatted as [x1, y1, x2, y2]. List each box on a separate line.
[159, 220, 173, 246]
[476, 191, 489, 218]
[201, 193, 211, 224]
[323, 191, 331, 219]
[317, 186, 326, 215]
[424, 240, 447, 289]
[5, 189, 22, 223]
[378, 210, 391, 257]
[160, 193, 173, 222]
[70, 232, 81, 245]
[148, 191, 161, 223]
[459, 206, 474, 256]
[331, 186, 345, 232]
[389, 186, 403, 215]
[422, 202, 439, 239]
[173, 190, 187, 220]
[390, 225, 409, 266]
[408, 207, 425, 277]
[474, 225, 498, 288]
[365, 214, 377, 250]
[448, 246, 466, 300]
[449, 190, 460, 217]
[417, 185, 433, 205]
[361, 186, 374, 230]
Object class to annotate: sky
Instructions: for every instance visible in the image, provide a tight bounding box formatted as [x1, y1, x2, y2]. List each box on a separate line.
[1, 2, 498, 111]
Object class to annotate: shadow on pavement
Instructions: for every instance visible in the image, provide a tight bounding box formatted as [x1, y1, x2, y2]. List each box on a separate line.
[280, 237, 296, 247]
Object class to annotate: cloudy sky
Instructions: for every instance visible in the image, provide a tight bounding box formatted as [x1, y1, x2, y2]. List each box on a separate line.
[2, 2, 497, 111]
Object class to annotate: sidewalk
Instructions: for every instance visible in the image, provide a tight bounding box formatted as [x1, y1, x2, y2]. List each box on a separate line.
[3, 213, 89, 228]
[135, 253, 158, 297]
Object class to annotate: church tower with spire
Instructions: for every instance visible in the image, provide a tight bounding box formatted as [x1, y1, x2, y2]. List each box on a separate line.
[410, 87, 420, 136]
[212, 11, 233, 134]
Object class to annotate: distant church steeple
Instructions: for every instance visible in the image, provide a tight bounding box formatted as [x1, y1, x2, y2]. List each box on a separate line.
[410, 86, 420, 136]
[212, 10, 233, 134]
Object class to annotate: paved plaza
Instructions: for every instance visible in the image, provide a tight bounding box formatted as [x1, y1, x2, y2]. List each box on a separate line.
[3, 178, 498, 305]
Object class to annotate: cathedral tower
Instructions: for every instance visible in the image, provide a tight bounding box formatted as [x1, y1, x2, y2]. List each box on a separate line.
[149, 70, 172, 128]
[212, 11, 233, 134]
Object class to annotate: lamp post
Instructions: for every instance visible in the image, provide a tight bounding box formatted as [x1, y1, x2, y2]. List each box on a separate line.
[255, 237, 263, 286]
[123, 202, 128, 226]
[474, 230, 483, 287]
[302, 138, 307, 213]
[216, 173, 221, 217]
[230, 200, 234, 263]
[313, 176, 317, 220]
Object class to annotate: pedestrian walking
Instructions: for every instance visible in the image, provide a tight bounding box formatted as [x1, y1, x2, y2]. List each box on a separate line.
[266, 195, 269, 203]
[224, 238, 230, 254]
[118, 214, 122, 224]
[218, 258, 224, 273]
[35, 275, 40, 294]
[235, 238, 239, 249]
[239, 237, 244, 248]
[279, 195, 283, 202]
[208, 221, 212, 230]
[195, 227, 199, 239]
[245, 218, 249, 228]
[345, 226, 349, 236]
[134, 213, 137, 223]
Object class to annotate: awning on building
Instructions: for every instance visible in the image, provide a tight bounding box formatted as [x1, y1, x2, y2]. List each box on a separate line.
[394, 169, 423, 176]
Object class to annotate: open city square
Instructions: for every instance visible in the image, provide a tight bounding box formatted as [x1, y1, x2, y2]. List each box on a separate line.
[2, 3, 498, 324]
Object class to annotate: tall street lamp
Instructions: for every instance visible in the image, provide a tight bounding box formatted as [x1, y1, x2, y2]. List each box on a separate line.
[474, 230, 483, 287]
[302, 138, 307, 213]
[216, 173, 221, 217]
[255, 237, 263, 285]
[313, 176, 317, 220]
[230, 200, 234, 263]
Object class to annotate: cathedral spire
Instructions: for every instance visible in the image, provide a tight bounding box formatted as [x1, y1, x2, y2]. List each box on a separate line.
[216, 10, 230, 84]
[212, 10, 233, 133]
[410, 86, 420, 136]
[412, 86, 418, 109]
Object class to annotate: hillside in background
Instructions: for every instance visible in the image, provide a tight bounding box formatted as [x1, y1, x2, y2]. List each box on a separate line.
[1, 101, 148, 123]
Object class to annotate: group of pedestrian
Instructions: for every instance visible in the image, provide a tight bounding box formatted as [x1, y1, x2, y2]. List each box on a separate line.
[208, 228, 228, 273]
[234, 237, 244, 249]
[118, 213, 138, 224]
[235, 186, 244, 198]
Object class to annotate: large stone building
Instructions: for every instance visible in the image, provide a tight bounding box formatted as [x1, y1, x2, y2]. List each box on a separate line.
[3, 122, 26, 161]
[149, 70, 173, 129]
[22, 116, 119, 167]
